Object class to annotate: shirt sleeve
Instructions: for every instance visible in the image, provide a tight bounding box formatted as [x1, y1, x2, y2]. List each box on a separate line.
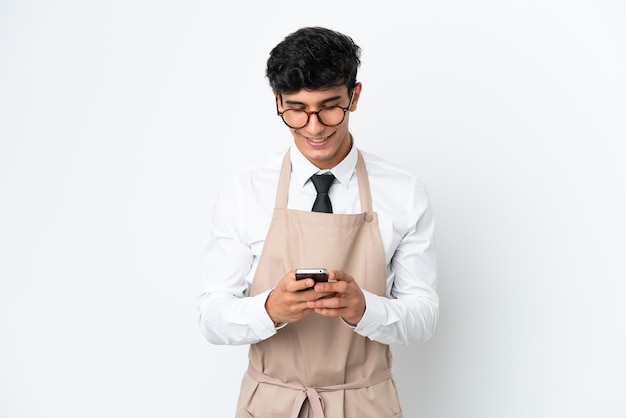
[352, 178, 439, 345]
[197, 181, 278, 345]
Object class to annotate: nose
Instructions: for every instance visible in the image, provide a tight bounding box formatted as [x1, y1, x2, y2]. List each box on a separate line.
[303, 111, 325, 135]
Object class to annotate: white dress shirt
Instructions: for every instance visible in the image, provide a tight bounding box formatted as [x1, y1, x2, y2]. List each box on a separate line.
[198, 143, 438, 346]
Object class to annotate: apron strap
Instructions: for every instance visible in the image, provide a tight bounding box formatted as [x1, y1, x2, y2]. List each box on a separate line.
[247, 363, 392, 418]
[355, 151, 373, 213]
[275, 151, 292, 210]
[275, 149, 373, 213]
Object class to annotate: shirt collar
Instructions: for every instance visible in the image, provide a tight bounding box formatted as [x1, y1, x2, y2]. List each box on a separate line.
[290, 140, 358, 190]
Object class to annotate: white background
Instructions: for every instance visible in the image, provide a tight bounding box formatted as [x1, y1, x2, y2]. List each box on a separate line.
[1, 1, 625, 417]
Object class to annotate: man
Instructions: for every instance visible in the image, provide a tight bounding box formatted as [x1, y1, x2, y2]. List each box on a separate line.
[198, 26, 438, 418]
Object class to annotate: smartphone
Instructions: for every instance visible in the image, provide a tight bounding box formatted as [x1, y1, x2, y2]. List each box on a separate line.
[295, 268, 329, 283]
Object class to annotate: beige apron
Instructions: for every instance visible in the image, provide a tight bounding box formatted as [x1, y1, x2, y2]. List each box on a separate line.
[236, 151, 403, 418]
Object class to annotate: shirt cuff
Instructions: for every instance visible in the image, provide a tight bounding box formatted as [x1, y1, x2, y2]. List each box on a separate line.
[352, 290, 387, 337]
[340, 317, 357, 329]
[249, 289, 281, 339]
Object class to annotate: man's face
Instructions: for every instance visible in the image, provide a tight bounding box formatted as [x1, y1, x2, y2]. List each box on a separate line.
[276, 84, 361, 170]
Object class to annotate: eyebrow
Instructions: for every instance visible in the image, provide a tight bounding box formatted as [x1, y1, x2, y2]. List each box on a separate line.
[284, 95, 343, 107]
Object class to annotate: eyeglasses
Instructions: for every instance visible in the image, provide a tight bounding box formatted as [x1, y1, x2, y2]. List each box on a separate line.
[276, 92, 355, 129]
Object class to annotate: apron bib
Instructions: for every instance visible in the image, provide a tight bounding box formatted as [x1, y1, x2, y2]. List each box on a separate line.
[236, 151, 403, 418]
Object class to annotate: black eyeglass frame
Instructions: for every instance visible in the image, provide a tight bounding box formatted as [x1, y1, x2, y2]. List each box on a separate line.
[276, 91, 355, 129]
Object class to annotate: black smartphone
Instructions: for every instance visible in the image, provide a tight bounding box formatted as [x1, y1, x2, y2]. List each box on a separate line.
[295, 268, 329, 283]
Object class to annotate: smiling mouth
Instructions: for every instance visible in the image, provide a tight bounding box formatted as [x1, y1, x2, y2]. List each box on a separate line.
[304, 132, 333, 143]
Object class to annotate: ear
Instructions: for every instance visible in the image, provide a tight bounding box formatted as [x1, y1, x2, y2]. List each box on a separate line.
[350, 82, 363, 112]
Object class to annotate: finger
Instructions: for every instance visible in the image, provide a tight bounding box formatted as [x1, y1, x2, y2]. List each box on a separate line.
[328, 270, 342, 282]
[307, 296, 345, 310]
[308, 291, 336, 301]
[291, 277, 315, 292]
[329, 270, 354, 283]
[313, 308, 345, 318]
[284, 271, 309, 291]
[313, 280, 348, 294]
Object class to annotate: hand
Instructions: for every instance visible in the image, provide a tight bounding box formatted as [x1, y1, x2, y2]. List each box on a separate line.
[305, 270, 366, 326]
[265, 271, 335, 324]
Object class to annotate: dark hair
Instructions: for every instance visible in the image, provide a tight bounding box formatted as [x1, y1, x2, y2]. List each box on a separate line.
[266, 27, 361, 95]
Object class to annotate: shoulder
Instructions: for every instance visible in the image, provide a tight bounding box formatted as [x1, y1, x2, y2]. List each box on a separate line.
[210, 151, 285, 223]
[219, 151, 284, 193]
[360, 150, 427, 192]
[359, 149, 432, 218]
[210, 151, 284, 243]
